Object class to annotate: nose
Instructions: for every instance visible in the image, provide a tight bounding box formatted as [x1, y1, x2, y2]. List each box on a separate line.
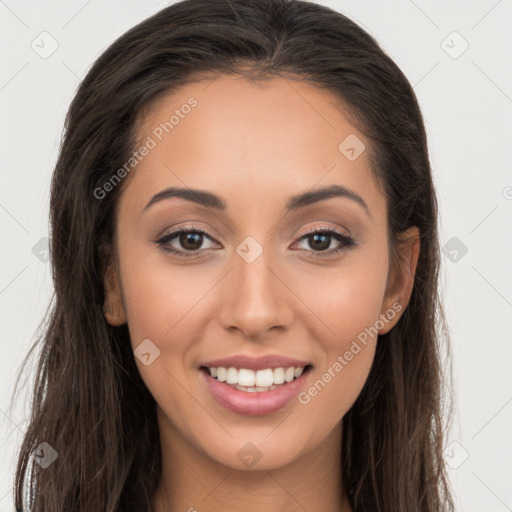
[218, 244, 294, 341]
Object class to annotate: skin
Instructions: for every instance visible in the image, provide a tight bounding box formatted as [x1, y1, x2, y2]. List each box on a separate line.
[103, 74, 420, 512]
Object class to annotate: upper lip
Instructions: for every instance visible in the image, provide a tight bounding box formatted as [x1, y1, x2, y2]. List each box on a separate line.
[201, 354, 313, 371]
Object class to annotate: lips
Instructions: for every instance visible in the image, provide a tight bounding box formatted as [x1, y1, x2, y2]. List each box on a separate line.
[200, 353, 313, 371]
[200, 364, 313, 416]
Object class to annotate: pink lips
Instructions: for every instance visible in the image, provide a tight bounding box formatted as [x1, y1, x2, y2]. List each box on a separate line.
[201, 353, 312, 371]
[200, 366, 312, 416]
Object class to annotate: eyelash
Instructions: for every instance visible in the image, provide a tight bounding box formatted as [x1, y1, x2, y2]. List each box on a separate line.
[155, 225, 356, 259]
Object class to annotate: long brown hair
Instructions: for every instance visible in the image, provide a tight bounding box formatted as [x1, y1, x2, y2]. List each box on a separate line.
[11, 0, 454, 510]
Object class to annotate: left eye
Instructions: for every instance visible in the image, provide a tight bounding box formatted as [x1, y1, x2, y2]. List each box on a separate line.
[294, 231, 350, 252]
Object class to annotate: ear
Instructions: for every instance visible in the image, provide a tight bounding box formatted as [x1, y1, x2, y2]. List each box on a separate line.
[378, 226, 420, 335]
[103, 255, 127, 327]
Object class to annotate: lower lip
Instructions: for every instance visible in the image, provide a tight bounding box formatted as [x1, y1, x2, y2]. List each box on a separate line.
[200, 367, 312, 416]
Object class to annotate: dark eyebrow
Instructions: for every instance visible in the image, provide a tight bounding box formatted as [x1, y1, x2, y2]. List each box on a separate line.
[143, 187, 226, 211]
[286, 184, 370, 217]
[143, 184, 370, 217]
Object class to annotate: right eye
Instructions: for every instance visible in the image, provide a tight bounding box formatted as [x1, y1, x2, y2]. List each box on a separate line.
[155, 227, 219, 257]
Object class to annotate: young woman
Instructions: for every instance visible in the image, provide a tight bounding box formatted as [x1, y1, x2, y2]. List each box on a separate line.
[12, 0, 454, 510]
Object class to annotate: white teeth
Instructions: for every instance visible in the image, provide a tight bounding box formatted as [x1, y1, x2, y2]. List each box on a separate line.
[226, 367, 238, 384]
[284, 367, 295, 382]
[205, 365, 308, 388]
[256, 369, 274, 387]
[216, 367, 227, 382]
[238, 368, 255, 387]
[273, 367, 285, 384]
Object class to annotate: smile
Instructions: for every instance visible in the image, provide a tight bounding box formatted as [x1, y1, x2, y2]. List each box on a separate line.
[203, 365, 309, 391]
[199, 365, 313, 416]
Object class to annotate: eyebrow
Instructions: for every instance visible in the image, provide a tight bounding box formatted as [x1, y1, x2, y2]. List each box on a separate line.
[143, 184, 370, 217]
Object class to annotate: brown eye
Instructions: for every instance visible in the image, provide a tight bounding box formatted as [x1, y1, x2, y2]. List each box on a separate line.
[294, 229, 356, 257]
[306, 233, 331, 251]
[178, 232, 204, 251]
[156, 228, 218, 257]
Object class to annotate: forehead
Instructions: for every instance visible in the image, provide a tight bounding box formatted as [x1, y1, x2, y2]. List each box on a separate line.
[120, 74, 385, 221]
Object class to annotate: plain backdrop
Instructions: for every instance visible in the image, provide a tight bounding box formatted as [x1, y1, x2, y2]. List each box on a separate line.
[1, 1, 511, 510]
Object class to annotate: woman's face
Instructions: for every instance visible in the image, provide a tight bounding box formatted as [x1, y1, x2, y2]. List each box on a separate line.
[104, 74, 419, 471]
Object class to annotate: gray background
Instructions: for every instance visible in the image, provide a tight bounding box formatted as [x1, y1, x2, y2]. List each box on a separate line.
[1, 0, 511, 510]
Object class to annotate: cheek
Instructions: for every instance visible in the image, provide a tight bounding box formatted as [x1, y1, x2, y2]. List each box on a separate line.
[120, 251, 213, 347]
[295, 248, 389, 348]
[119, 259, 212, 412]
[292, 253, 388, 414]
